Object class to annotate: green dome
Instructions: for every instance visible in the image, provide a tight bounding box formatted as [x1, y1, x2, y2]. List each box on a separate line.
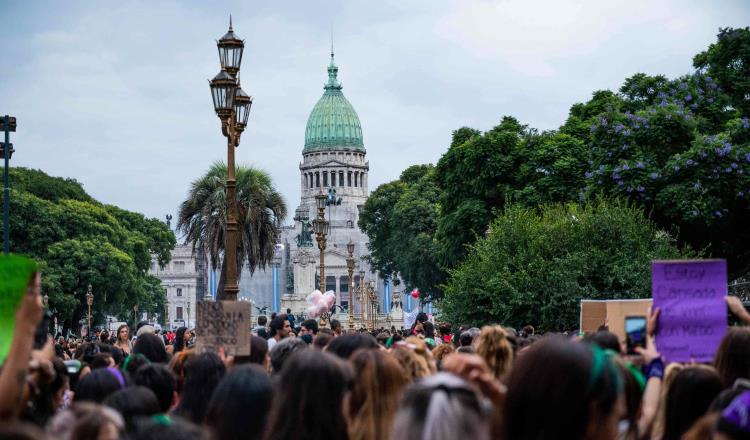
[304, 53, 364, 153]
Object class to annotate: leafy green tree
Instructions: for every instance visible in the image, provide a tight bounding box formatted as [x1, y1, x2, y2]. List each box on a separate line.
[1, 167, 174, 331]
[694, 27, 750, 117]
[435, 117, 529, 268]
[578, 70, 750, 275]
[359, 165, 444, 299]
[177, 162, 287, 299]
[439, 200, 693, 330]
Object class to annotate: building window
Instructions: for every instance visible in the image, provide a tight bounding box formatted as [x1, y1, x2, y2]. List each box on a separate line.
[316, 172, 320, 187]
[341, 300, 349, 311]
[310, 173, 314, 188]
[339, 171, 344, 187]
[323, 171, 328, 187]
[347, 171, 352, 187]
[331, 172, 336, 187]
[326, 276, 336, 293]
[354, 172, 358, 187]
[177, 288, 183, 297]
[304, 174, 308, 188]
[176, 307, 183, 320]
[340, 276, 349, 293]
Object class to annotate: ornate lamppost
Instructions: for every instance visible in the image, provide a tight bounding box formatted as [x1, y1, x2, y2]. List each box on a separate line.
[357, 269, 365, 328]
[313, 191, 329, 293]
[85, 284, 94, 336]
[346, 240, 355, 329]
[366, 279, 377, 331]
[208, 18, 253, 301]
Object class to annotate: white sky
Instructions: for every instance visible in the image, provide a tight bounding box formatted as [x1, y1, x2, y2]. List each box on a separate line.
[1, 0, 748, 224]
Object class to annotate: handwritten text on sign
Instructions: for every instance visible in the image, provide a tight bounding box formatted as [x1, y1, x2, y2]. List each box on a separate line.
[195, 301, 251, 356]
[652, 260, 727, 363]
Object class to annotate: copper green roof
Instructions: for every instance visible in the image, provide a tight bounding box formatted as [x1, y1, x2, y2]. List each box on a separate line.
[303, 52, 364, 153]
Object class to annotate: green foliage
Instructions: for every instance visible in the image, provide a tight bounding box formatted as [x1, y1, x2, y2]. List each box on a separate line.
[359, 165, 443, 299]
[694, 27, 750, 117]
[177, 162, 287, 299]
[9, 167, 93, 203]
[0, 167, 174, 328]
[435, 117, 529, 268]
[439, 200, 693, 330]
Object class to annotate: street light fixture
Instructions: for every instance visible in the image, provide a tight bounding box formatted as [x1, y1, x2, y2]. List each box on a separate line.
[346, 240, 355, 329]
[208, 18, 252, 301]
[217, 17, 244, 77]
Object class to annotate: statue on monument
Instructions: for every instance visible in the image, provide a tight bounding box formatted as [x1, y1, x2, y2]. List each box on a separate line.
[296, 216, 314, 247]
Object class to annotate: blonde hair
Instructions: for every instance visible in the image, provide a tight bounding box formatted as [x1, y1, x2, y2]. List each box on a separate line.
[406, 336, 436, 374]
[432, 344, 455, 364]
[475, 326, 513, 381]
[347, 350, 408, 440]
[390, 344, 431, 380]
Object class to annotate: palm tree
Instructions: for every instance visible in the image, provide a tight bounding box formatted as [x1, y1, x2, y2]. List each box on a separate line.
[177, 162, 287, 299]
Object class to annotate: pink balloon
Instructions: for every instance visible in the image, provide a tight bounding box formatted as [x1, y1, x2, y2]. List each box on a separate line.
[307, 290, 323, 306]
[323, 291, 336, 308]
[306, 305, 319, 318]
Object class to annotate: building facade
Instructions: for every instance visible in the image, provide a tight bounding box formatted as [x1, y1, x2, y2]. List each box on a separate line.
[149, 244, 198, 330]
[237, 50, 404, 329]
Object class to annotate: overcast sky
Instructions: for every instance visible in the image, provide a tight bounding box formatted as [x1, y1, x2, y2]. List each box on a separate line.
[1, 1, 748, 225]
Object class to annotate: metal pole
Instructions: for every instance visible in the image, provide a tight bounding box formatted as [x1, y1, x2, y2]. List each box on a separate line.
[224, 131, 240, 301]
[3, 115, 10, 254]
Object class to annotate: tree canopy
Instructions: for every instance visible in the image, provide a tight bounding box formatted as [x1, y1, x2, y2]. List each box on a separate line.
[358, 165, 443, 299]
[1, 167, 175, 330]
[358, 27, 750, 316]
[439, 200, 693, 330]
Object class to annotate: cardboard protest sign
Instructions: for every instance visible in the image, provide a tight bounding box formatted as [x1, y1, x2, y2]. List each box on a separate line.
[195, 300, 251, 356]
[652, 260, 728, 363]
[580, 299, 652, 341]
[0, 254, 38, 365]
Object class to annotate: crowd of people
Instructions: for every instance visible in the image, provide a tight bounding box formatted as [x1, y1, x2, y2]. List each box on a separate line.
[3, 274, 750, 440]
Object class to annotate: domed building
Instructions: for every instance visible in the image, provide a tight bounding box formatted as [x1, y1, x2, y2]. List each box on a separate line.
[237, 49, 403, 330]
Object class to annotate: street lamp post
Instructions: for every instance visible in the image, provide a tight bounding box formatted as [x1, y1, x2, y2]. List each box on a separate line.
[1, 115, 17, 254]
[208, 18, 253, 301]
[358, 269, 365, 329]
[346, 240, 355, 329]
[313, 191, 329, 327]
[85, 284, 94, 336]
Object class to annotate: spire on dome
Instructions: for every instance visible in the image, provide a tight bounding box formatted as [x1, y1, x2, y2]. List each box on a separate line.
[325, 35, 341, 91]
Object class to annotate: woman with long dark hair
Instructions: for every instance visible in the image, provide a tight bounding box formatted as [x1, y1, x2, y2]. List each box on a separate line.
[173, 327, 188, 354]
[504, 336, 622, 440]
[173, 352, 226, 424]
[263, 350, 352, 440]
[204, 365, 272, 440]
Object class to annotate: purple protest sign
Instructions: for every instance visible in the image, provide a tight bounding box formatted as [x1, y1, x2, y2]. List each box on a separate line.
[652, 260, 727, 363]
